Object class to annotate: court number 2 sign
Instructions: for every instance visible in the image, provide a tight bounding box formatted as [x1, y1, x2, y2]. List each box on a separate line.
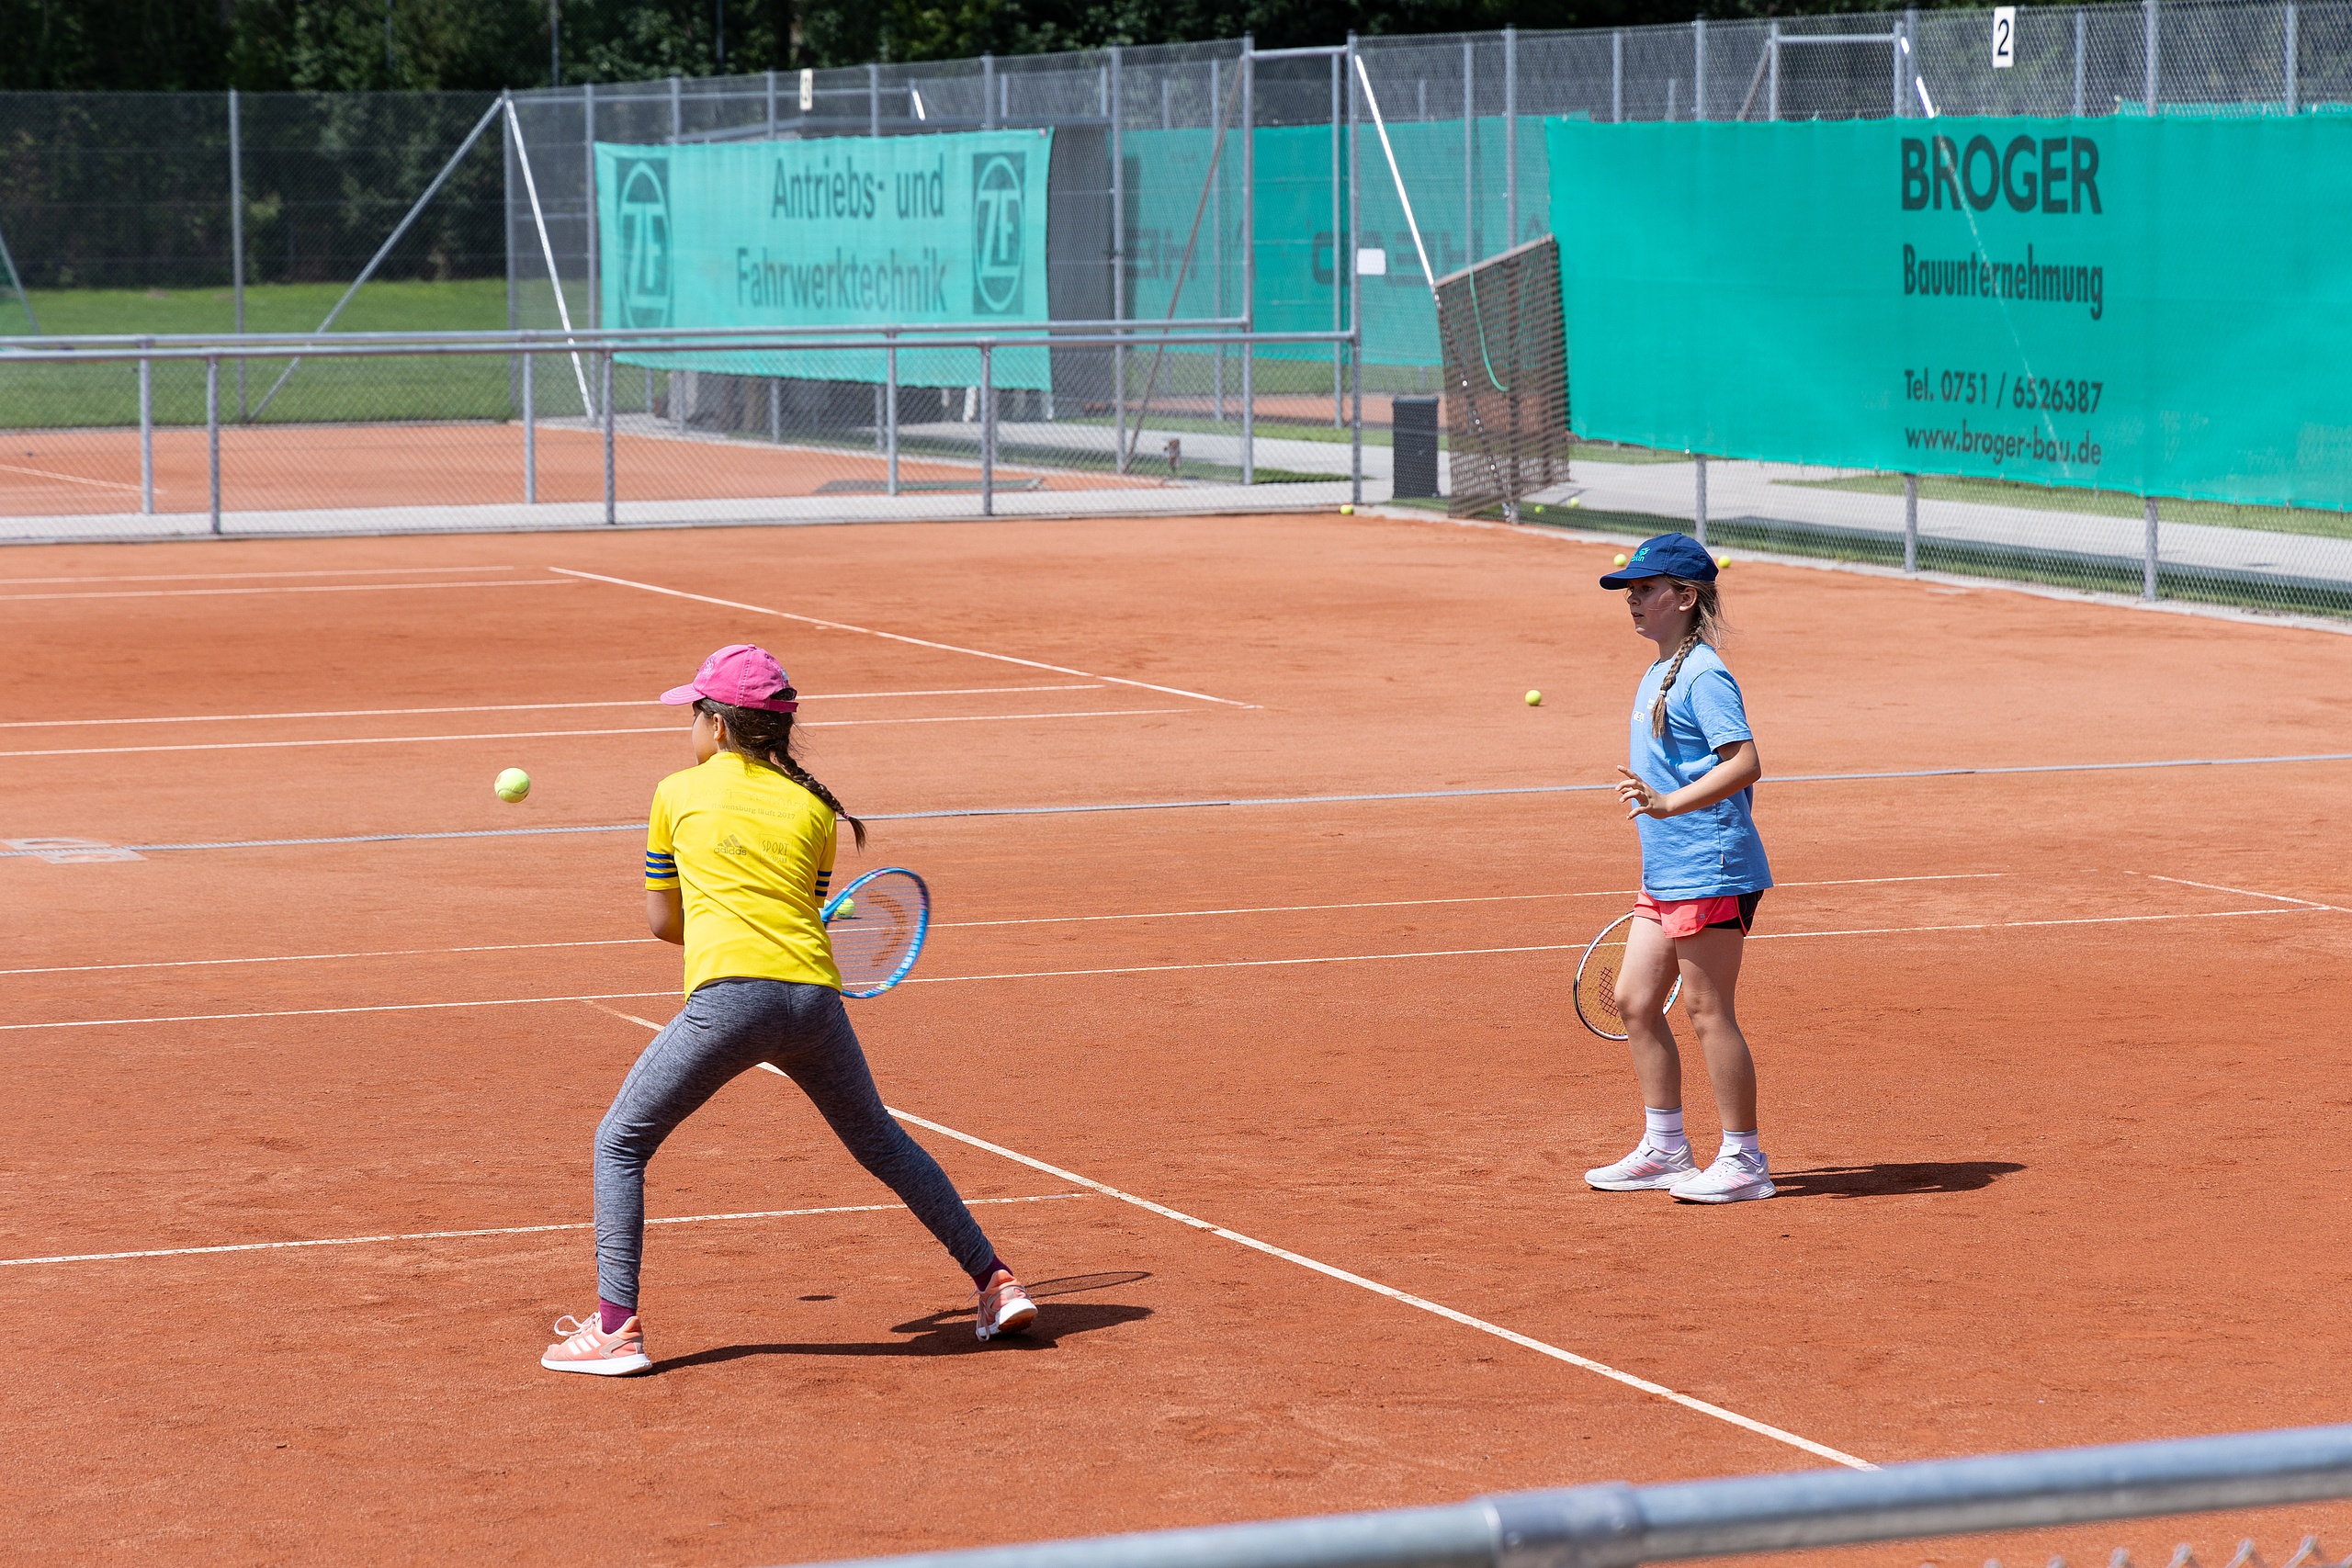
[1992, 6, 2017, 68]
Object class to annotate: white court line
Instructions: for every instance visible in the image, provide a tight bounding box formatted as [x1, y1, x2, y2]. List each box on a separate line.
[0, 686, 1101, 730]
[1747, 907, 2319, 941]
[876, 1102, 1875, 1471]
[550, 566, 1256, 709]
[0, 709, 1184, 760]
[0, 579, 571, 604]
[2121, 871, 2352, 915]
[0, 874, 2006, 976]
[0, 990, 676, 1032]
[938, 873, 2005, 930]
[14, 906, 2324, 1028]
[0, 1193, 1090, 1269]
[0, 566, 517, 586]
[0, 461, 149, 494]
[0, 936, 655, 979]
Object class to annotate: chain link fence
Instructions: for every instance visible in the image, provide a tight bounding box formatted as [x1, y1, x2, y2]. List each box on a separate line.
[4, 0, 2350, 618]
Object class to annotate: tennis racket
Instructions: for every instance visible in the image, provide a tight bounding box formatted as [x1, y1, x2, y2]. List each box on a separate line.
[1571, 910, 1681, 1041]
[821, 867, 931, 998]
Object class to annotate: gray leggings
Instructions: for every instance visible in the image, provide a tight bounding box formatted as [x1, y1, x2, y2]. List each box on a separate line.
[594, 977, 996, 1309]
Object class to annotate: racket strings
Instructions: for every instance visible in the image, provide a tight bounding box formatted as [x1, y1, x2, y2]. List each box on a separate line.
[825, 870, 929, 997]
[1576, 940, 1629, 1032]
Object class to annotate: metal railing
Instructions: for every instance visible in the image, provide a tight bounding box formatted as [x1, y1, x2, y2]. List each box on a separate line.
[799, 1425, 2352, 1568]
[0, 320, 1362, 535]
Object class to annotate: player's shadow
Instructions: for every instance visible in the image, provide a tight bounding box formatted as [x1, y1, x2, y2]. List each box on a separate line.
[1769, 1160, 2024, 1199]
[650, 1272, 1154, 1372]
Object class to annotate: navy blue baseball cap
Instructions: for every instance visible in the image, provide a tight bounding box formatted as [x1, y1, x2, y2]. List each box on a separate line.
[1599, 532, 1719, 588]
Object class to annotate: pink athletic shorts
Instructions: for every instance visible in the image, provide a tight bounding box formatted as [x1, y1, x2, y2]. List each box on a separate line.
[1634, 888, 1764, 938]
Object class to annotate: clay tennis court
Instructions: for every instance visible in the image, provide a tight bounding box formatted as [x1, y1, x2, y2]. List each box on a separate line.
[4, 512, 2349, 1567]
[0, 422, 1136, 517]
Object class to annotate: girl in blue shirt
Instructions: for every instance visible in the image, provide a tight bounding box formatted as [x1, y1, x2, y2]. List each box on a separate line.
[1585, 534, 1777, 1204]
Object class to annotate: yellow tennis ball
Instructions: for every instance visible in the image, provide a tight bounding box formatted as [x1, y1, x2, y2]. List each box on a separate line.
[1567, 496, 1582, 508]
[1525, 690, 1544, 706]
[835, 896, 856, 919]
[1339, 503, 1354, 514]
[493, 767, 531, 803]
[1717, 556, 1730, 569]
[1613, 552, 1629, 567]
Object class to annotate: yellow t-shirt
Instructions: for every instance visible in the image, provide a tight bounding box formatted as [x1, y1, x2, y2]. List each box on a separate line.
[644, 750, 842, 996]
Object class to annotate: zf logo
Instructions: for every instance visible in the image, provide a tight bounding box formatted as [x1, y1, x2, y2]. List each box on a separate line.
[971, 152, 1024, 315]
[616, 158, 672, 328]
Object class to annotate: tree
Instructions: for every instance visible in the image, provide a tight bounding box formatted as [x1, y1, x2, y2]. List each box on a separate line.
[0, 0, 2018, 90]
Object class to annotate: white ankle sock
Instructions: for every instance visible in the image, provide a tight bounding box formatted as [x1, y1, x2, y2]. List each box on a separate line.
[1643, 1107, 1688, 1152]
[1722, 1128, 1761, 1159]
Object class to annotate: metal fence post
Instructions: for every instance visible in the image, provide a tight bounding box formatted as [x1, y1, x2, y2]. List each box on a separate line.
[1694, 452, 1707, 543]
[523, 349, 537, 503]
[1112, 44, 1127, 474]
[1241, 37, 1256, 487]
[2143, 497, 2159, 600]
[670, 74, 683, 142]
[504, 103, 518, 412]
[983, 53, 995, 130]
[1612, 29, 1624, 122]
[1694, 18, 1707, 122]
[1893, 15, 1905, 116]
[584, 83, 598, 329]
[1769, 21, 1781, 121]
[1212, 54, 1226, 422]
[229, 87, 246, 419]
[1332, 50, 1344, 425]
[870, 62, 881, 135]
[1904, 473, 1919, 571]
[2143, 0, 2158, 114]
[206, 356, 221, 535]
[886, 334, 899, 495]
[765, 70, 777, 135]
[138, 352, 153, 514]
[980, 342, 995, 515]
[1348, 31, 1362, 502]
[2286, 1, 2300, 114]
[2074, 9, 2087, 116]
[1463, 39, 1476, 264]
[1350, 333, 1363, 509]
[602, 350, 616, 525]
[1503, 27, 1518, 247]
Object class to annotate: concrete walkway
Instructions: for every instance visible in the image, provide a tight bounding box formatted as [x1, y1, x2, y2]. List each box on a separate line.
[1558, 457, 2352, 589]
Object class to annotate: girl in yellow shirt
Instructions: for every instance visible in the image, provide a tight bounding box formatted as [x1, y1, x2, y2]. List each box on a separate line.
[542, 644, 1036, 1375]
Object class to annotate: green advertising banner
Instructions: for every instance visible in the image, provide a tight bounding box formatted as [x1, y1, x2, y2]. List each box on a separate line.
[1548, 115, 2352, 510]
[596, 129, 1053, 389]
[1122, 119, 1547, 368]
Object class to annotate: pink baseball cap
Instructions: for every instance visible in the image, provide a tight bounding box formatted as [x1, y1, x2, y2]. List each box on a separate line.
[660, 644, 799, 712]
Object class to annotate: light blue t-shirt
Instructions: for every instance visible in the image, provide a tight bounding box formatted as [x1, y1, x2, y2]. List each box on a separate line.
[1626, 643, 1773, 899]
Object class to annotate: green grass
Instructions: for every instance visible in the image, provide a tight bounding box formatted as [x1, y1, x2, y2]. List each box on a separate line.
[15, 279, 513, 338]
[1570, 438, 1696, 467]
[0, 280, 605, 429]
[1782, 470, 2352, 542]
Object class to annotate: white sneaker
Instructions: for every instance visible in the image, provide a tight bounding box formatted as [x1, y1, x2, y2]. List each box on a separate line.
[1585, 1141, 1697, 1191]
[1671, 1149, 1776, 1203]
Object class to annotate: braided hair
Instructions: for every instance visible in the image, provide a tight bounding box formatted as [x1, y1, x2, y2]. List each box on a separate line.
[1647, 577, 1725, 739]
[695, 696, 868, 848]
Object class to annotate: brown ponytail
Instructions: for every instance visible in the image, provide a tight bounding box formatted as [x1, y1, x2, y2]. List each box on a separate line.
[695, 697, 868, 849]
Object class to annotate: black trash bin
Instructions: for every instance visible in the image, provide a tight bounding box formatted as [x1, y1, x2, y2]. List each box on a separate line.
[1392, 396, 1440, 499]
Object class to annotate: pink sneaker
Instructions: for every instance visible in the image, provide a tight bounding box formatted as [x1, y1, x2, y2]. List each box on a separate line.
[540, 1311, 651, 1375]
[975, 1271, 1037, 1341]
